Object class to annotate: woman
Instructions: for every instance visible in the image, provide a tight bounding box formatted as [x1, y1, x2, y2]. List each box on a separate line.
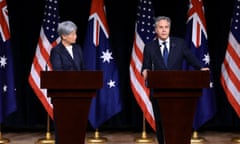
[50, 20, 84, 70]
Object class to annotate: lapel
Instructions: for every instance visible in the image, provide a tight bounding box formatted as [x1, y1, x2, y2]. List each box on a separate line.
[153, 40, 163, 59]
[59, 44, 79, 70]
[72, 46, 81, 70]
[168, 37, 177, 67]
[152, 40, 167, 68]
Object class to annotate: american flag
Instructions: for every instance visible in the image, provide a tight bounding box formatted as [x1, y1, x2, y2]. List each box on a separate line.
[83, 0, 122, 129]
[0, 0, 17, 123]
[184, 0, 216, 130]
[129, 0, 156, 131]
[221, 0, 240, 117]
[28, 0, 60, 119]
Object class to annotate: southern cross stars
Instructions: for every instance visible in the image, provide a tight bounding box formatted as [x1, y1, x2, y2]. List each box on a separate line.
[107, 79, 116, 88]
[0, 55, 7, 67]
[101, 49, 113, 63]
[100, 49, 117, 88]
[202, 52, 210, 65]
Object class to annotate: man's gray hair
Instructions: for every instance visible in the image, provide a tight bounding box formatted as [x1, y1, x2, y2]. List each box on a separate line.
[154, 16, 171, 28]
[57, 20, 77, 35]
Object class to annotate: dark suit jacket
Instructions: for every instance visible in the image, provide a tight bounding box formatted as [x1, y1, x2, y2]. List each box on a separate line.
[142, 37, 202, 71]
[50, 43, 84, 70]
[142, 37, 203, 144]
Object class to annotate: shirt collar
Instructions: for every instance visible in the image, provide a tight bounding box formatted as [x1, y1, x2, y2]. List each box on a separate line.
[158, 37, 170, 45]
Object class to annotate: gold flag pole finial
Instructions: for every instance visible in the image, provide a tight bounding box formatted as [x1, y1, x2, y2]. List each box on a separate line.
[135, 115, 154, 143]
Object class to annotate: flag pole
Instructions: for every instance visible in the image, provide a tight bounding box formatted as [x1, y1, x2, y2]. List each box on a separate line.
[36, 114, 55, 144]
[87, 128, 107, 143]
[135, 115, 154, 143]
[190, 131, 206, 143]
[0, 124, 9, 144]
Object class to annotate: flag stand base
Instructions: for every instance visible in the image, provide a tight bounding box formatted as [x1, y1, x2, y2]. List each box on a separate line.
[135, 116, 154, 143]
[135, 131, 154, 143]
[231, 137, 240, 143]
[0, 131, 9, 144]
[87, 129, 107, 143]
[0, 125, 9, 144]
[191, 131, 206, 143]
[36, 132, 55, 144]
[0, 138, 9, 144]
[36, 115, 55, 144]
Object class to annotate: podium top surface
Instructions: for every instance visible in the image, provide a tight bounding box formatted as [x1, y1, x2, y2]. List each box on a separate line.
[147, 70, 210, 89]
[40, 71, 103, 89]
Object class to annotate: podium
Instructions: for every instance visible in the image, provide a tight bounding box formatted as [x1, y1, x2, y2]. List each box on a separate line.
[40, 71, 103, 144]
[147, 70, 210, 144]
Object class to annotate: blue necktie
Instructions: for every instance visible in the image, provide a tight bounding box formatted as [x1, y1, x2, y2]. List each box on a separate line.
[162, 41, 168, 66]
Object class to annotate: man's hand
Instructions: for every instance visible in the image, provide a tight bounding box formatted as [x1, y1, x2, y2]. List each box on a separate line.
[200, 67, 210, 71]
[142, 69, 148, 80]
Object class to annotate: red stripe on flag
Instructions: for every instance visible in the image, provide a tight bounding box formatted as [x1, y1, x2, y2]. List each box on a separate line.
[221, 32, 240, 117]
[28, 75, 53, 119]
[130, 34, 156, 131]
[28, 0, 59, 120]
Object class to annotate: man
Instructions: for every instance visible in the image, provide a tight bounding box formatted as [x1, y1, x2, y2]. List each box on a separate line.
[142, 16, 208, 78]
[141, 16, 209, 144]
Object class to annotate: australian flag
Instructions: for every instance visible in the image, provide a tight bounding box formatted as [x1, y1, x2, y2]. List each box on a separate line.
[184, 0, 216, 130]
[0, 0, 17, 123]
[83, 0, 122, 129]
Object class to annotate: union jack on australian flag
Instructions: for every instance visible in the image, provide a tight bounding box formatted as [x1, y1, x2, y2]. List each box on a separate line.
[0, 0, 17, 123]
[83, 0, 122, 129]
[184, 0, 216, 130]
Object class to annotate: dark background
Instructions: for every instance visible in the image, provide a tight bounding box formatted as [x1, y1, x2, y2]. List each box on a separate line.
[4, 0, 240, 133]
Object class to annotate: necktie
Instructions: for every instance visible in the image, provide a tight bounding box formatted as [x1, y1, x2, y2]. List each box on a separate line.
[162, 41, 168, 66]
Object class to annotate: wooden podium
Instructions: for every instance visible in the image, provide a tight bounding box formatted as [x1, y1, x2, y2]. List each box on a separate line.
[40, 71, 103, 144]
[147, 70, 210, 144]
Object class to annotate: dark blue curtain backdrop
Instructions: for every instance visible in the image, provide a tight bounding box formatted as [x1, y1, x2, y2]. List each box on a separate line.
[4, 0, 239, 132]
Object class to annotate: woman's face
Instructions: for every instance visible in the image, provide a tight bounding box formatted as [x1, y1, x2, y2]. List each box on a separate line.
[62, 31, 77, 45]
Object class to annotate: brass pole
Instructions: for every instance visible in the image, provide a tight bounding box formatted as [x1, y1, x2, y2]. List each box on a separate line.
[135, 115, 154, 143]
[36, 115, 55, 144]
[191, 131, 206, 143]
[87, 128, 107, 143]
[0, 125, 9, 144]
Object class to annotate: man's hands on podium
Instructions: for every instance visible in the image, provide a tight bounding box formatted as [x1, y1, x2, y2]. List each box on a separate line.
[200, 67, 210, 71]
[142, 69, 148, 80]
[142, 67, 210, 80]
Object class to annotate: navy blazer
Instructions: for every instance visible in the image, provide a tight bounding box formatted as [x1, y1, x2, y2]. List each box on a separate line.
[50, 43, 84, 71]
[142, 37, 202, 71]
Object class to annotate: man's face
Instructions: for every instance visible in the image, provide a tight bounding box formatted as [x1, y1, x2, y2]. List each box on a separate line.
[155, 19, 170, 41]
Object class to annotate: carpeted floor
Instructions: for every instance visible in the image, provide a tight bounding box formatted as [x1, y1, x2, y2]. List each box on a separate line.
[2, 131, 240, 144]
